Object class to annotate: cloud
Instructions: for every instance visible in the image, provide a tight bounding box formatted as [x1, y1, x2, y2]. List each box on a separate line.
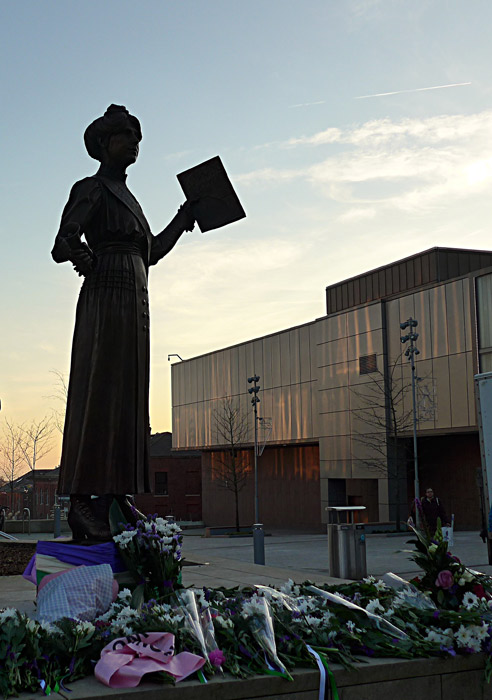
[238, 110, 492, 214]
[285, 112, 492, 148]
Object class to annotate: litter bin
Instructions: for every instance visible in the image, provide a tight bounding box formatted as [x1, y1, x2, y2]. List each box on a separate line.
[326, 506, 367, 580]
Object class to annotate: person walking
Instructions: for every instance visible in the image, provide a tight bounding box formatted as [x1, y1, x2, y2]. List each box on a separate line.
[411, 487, 451, 534]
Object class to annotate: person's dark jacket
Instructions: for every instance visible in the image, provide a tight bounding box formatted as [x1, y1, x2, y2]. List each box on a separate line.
[412, 496, 449, 532]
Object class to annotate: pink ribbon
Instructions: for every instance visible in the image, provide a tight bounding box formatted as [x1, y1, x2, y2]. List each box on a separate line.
[95, 632, 206, 688]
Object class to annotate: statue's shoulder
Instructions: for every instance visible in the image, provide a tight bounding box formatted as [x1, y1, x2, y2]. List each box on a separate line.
[68, 176, 103, 201]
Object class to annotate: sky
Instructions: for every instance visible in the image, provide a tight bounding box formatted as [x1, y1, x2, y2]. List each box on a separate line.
[2, 0, 492, 468]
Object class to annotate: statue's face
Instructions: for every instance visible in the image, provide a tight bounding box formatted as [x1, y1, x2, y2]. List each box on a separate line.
[106, 124, 140, 168]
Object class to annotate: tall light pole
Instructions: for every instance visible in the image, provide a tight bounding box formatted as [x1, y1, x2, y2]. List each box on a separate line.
[400, 318, 420, 527]
[248, 374, 264, 564]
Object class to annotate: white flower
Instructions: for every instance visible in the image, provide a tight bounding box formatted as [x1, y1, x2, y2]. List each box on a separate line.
[75, 621, 95, 635]
[425, 628, 453, 646]
[241, 595, 267, 619]
[428, 544, 438, 554]
[26, 619, 38, 633]
[462, 592, 479, 611]
[382, 607, 395, 618]
[473, 623, 490, 642]
[455, 627, 482, 652]
[363, 575, 376, 584]
[455, 624, 473, 648]
[190, 589, 209, 609]
[113, 530, 138, 548]
[374, 580, 388, 591]
[0, 609, 19, 625]
[152, 603, 172, 616]
[118, 606, 141, 619]
[39, 621, 56, 634]
[117, 589, 132, 603]
[305, 615, 323, 628]
[461, 570, 475, 583]
[280, 579, 300, 597]
[322, 610, 334, 624]
[365, 599, 384, 615]
[296, 597, 317, 614]
[346, 620, 356, 633]
[215, 615, 233, 630]
[458, 578, 466, 586]
[467, 636, 482, 652]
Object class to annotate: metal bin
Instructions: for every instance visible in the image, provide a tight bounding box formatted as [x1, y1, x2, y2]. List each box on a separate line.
[326, 506, 367, 580]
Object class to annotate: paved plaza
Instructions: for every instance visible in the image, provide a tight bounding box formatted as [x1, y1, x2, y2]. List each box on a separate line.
[180, 528, 492, 580]
[7, 526, 491, 581]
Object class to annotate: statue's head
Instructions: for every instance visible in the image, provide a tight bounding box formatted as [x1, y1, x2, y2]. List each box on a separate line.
[84, 105, 142, 163]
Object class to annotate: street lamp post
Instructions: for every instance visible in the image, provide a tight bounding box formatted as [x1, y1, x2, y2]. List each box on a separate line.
[248, 374, 265, 565]
[400, 317, 420, 528]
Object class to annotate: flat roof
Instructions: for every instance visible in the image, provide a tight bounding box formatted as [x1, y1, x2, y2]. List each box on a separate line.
[325, 246, 492, 315]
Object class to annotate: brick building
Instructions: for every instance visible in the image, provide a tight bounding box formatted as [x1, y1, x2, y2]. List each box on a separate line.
[135, 432, 202, 521]
[0, 467, 60, 519]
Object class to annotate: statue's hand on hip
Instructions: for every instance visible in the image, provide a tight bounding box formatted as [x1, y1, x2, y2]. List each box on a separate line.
[72, 244, 95, 276]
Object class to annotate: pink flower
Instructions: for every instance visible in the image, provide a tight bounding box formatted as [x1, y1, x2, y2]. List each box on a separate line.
[209, 649, 226, 667]
[435, 570, 454, 590]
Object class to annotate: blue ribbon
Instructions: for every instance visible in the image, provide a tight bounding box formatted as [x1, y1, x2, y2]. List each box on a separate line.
[306, 645, 326, 700]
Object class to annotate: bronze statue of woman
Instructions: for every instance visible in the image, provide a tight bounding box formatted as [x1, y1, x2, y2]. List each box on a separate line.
[52, 105, 195, 541]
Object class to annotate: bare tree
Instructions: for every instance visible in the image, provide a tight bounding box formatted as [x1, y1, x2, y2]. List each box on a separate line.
[18, 416, 55, 518]
[46, 369, 68, 434]
[0, 419, 26, 511]
[211, 398, 251, 532]
[351, 355, 413, 530]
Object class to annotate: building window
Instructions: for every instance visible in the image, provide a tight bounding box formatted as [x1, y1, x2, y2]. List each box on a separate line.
[359, 353, 378, 375]
[155, 472, 168, 496]
[185, 471, 201, 496]
[477, 274, 492, 372]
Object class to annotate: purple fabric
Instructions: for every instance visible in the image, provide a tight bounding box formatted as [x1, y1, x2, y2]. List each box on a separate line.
[22, 555, 37, 584]
[35, 541, 126, 572]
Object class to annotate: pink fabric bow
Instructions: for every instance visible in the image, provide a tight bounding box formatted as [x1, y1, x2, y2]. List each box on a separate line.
[95, 631, 206, 688]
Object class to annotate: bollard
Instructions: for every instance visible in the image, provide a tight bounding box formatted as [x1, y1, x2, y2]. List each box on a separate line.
[54, 505, 61, 539]
[253, 523, 265, 565]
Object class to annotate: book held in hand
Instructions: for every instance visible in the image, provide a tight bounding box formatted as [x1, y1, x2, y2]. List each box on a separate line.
[177, 156, 246, 233]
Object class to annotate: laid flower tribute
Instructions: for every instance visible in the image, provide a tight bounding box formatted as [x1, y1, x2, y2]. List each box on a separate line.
[109, 504, 183, 607]
[3, 517, 492, 698]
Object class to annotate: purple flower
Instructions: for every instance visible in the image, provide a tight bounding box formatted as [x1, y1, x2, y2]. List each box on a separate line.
[162, 579, 174, 589]
[69, 656, 76, 674]
[239, 644, 252, 659]
[435, 570, 454, 590]
[209, 649, 226, 667]
[433, 610, 440, 618]
[440, 645, 456, 656]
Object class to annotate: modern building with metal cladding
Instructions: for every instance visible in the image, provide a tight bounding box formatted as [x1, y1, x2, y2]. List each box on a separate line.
[171, 247, 492, 531]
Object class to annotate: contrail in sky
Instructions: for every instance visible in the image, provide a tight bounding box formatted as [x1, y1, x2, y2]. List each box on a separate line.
[355, 82, 472, 99]
[289, 100, 326, 108]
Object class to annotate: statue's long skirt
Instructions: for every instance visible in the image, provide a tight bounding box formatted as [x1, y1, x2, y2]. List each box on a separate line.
[58, 247, 150, 495]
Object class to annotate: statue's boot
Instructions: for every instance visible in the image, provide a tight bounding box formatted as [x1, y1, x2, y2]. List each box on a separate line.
[68, 495, 112, 542]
